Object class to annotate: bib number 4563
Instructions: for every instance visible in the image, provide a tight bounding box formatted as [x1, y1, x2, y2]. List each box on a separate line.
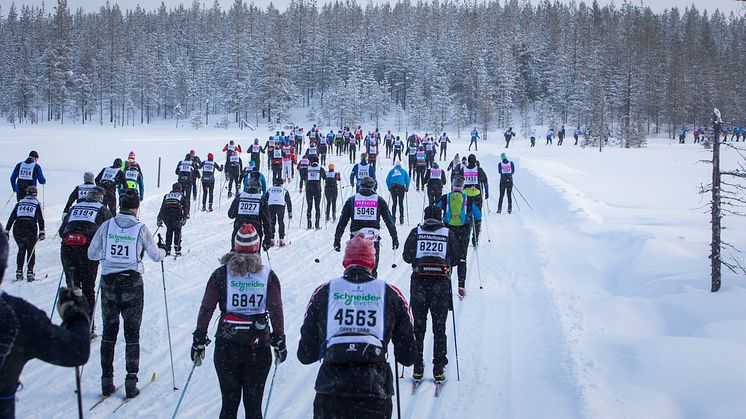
[333, 308, 377, 327]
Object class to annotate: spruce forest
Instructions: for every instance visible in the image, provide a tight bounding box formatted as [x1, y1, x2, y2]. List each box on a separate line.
[0, 0, 744, 145]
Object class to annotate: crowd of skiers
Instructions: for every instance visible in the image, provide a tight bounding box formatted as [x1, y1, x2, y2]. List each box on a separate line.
[1, 127, 521, 419]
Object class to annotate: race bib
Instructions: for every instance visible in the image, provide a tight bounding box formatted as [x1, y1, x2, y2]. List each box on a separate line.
[180, 161, 193, 173]
[252, 145, 262, 152]
[463, 169, 478, 186]
[308, 147, 317, 155]
[237, 193, 262, 216]
[16, 200, 37, 218]
[69, 202, 102, 223]
[77, 184, 95, 200]
[429, 169, 442, 178]
[308, 167, 321, 181]
[326, 277, 386, 348]
[499, 163, 512, 175]
[125, 170, 139, 181]
[18, 162, 35, 180]
[105, 222, 143, 263]
[267, 187, 286, 206]
[203, 161, 215, 173]
[101, 167, 119, 182]
[230, 155, 239, 164]
[415, 227, 449, 259]
[357, 165, 370, 179]
[226, 268, 269, 316]
[369, 145, 377, 154]
[273, 149, 282, 158]
[353, 194, 378, 221]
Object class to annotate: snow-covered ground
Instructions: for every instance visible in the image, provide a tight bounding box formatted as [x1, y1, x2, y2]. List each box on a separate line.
[1, 119, 745, 419]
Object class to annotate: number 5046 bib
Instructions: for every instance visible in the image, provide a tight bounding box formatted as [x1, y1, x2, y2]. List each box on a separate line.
[105, 222, 143, 263]
[353, 194, 378, 221]
[326, 277, 385, 348]
[226, 267, 270, 316]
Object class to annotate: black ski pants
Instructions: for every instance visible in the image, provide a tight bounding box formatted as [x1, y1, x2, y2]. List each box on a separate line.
[325, 187, 338, 220]
[12, 222, 37, 273]
[498, 178, 513, 212]
[447, 224, 471, 286]
[415, 166, 427, 190]
[214, 340, 272, 419]
[393, 149, 402, 163]
[269, 205, 287, 240]
[202, 179, 215, 209]
[178, 178, 192, 214]
[408, 157, 417, 175]
[61, 242, 99, 319]
[468, 139, 478, 151]
[227, 172, 240, 196]
[410, 276, 450, 374]
[439, 145, 447, 160]
[390, 184, 405, 221]
[104, 188, 117, 214]
[306, 188, 321, 223]
[100, 272, 143, 380]
[313, 393, 392, 419]
[348, 144, 357, 163]
[272, 163, 282, 181]
[426, 184, 442, 207]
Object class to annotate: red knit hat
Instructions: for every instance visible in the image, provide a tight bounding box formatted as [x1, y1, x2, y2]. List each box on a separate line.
[342, 233, 376, 271]
[207, 153, 214, 159]
[234, 223, 260, 253]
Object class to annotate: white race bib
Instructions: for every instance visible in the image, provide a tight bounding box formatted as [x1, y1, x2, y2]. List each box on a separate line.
[308, 167, 321, 181]
[125, 170, 139, 181]
[267, 186, 286, 206]
[77, 184, 96, 200]
[101, 167, 119, 182]
[18, 162, 35, 180]
[357, 165, 370, 179]
[326, 277, 386, 348]
[237, 193, 262, 216]
[16, 199, 37, 218]
[463, 168, 478, 186]
[105, 222, 143, 263]
[415, 227, 449, 259]
[179, 161, 193, 173]
[353, 193, 378, 221]
[69, 202, 103, 223]
[226, 267, 270, 316]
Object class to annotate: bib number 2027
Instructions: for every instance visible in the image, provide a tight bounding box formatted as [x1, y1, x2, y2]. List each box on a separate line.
[333, 308, 377, 327]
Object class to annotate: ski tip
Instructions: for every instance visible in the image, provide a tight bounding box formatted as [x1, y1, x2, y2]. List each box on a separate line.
[150, 372, 156, 382]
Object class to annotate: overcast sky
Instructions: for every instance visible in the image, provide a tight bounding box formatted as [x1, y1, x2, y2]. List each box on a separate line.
[0, 0, 742, 16]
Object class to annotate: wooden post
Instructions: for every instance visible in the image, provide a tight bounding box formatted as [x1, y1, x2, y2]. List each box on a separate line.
[711, 109, 722, 292]
[157, 157, 162, 189]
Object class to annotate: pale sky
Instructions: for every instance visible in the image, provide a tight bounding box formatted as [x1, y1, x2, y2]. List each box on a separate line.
[0, 0, 742, 16]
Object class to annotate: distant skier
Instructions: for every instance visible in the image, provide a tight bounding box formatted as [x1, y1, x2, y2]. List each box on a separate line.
[546, 128, 554, 145]
[386, 162, 410, 225]
[425, 162, 447, 207]
[297, 234, 415, 418]
[469, 128, 479, 151]
[497, 152, 515, 214]
[557, 125, 566, 146]
[87, 189, 166, 399]
[504, 127, 516, 148]
[5, 186, 45, 281]
[305, 157, 325, 230]
[574, 128, 581, 145]
[10, 151, 46, 202]
[324, 163, 341, 222]
[393, 135, 404, 163]
[157, 183, 188, 257]
[200, 153, 223, 212]
[0, 229, 90, 418]
[439, 132, 451, 160]
[264, 177, 292, 247]
[333, 176, 398, 277]
[63, 172, 98, 213]
[296, 155, 310, 193]
[402, 205, 456, 383]
[414, 146, 428, 191]
[462, 154, 489, 246]
[250, 138, 264, 167]
[189, 150, 202, 200]
[225, 151, 243, 198]
[384, 130, 394, 159]
[190, 223, 286, 418]
[175, 153, 199, 215]
[530, 128, 537, 147]
[241, 161, 267, 194]
[96, 158, 128, 214]
[222, 140, 242, 162]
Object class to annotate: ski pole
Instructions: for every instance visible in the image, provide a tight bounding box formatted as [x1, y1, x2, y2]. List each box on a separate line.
[161, 260, 178, 391]
[0, 191, 14, 214]
[483, 200, 492, 243]
[298, 194, 305, 229]
[49, 271, 64, 319]
[513, 185, 533, 211]
[472, 221, 484, 290]
[263, 358, 279, 419]
[512, 190, 521, 212]
[171, 360, 199, 419]
[405, 189, 410, 226]
[450, 271, 461, 381]
[393, 356, 402, 419]
[75, 366, 83, 419]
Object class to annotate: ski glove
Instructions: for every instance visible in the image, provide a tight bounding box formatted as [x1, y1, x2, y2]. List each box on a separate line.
[269, 333, 287, 364]
[191, 331, 211, 367]
[157, 235, 167, 251]
[57, 287, 90, 324]
[180, 219, 186, 227]
[38, 231, 45, 241]
[458, 287, 466, 300]
[392, 238, 399, 250]
[262, 239, 272, 252]
[333, 241, 341, 252]
[157, 219, 163, 228]
[288, 213, 292, 220]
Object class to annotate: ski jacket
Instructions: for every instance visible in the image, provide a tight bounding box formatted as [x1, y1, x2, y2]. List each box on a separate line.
[334, 188, 397, 245]
[437, 192, 482, 227]
[297, 266, 416, 400]
[200, 159, 223, 183]
[95, 165, 127, 192]
[59, 199, 113, 240]
[350, 162, 376, 188]
[10, 158, 46, 193]
[323, 171, 342, 191]
[158, 190, 189, 223]
[0, 291, 90, 418]
[402, 218, 457, 276]
[228, 192, 271, 237]
[498, 160, 515, 181]
[6, 197, 45, 234]
[386, 166, 410, 190]
[424, 167, 447, 188]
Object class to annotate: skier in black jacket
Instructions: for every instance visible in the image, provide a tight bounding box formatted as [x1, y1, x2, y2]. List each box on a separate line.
[157, 183, 189, 256]
[175, 153, 199, 215]
[5, 186, 45, 282]
[298, 234, 416, 419]
[95, 158, 128, 214]
[333, 176, 399, 277]
[228, 179, 271, 251]
[200, 153, 223, 212]
[263, 177, 293, 247]
[402, 205, 456, 383]
[0, 226, 90, 418]
[59, 186, 112, 331]
[225, 151, 243, 198]
[63, 172, 98, 214]
[305, 157, 325, 230]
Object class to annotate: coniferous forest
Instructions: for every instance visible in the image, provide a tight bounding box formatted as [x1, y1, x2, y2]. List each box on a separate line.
[0, 0, 744, 144]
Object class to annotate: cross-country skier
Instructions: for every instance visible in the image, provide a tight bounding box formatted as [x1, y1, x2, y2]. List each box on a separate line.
[424, 135, 438, 167]
[504, 127, 516, 148]
[497, 153, 515, 214]
[546, 128, 554, 145]
[366, 133, 379, 171]
[0, 229, 90, 418]
[175, 153, 199, 215]
[190, 223, 286, 419]
[63, 172, 98, 214]
[281, 142, 295, 184]
[10, 151, 46, 202]
[574, 128, 580, 145]
[348, 128, 358, 164]
[124, 165, 144, 201]
[250, 138, 264, 167]
[530, 128, 537, 147]
[324, 164, 341, 222]
[96, 158, 128, 215]
[436, 177, 482, 299]
[269, 140, 284, 181]
[296, 155, 310, 192]
[188, 150, 202, 200]
[414, 146, 428, 191]
[333, 176, 398, 277]
[425, 162, 447, 207]
[297, 233, 416, 418]
[305, 157, 325, 230]
[386, 162, 410, 225]
[125, 151, 141, 172]
[469, 128, 479, 151]
[157, 183, 188, 257]
[439, 132, 451, 161]
[462, 154, 489, 245]
[350, 153, 376, 192]
[407, 141, 418, 175]
[447, 154, 463, 183]
[200, 153, 223, 212]
[557, 125, 566, 146]
[402, 204, 456, 384]
[392, 135, 404, 163]
[225, 151, 243, 198]
[5, 186, 45, 281]
[228, 177, 271, 251]
[264, 177, 292, 247]
[222, 140, 242, 163]
[384, 130, 394, 159]
[241, 161, 267, 194]
[59, 186, 112, 334]
[87, 189, 166, 399]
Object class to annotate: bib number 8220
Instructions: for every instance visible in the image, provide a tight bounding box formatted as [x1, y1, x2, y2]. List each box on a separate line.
[419, 241, 444, 253]
[333, 308, 377, 327]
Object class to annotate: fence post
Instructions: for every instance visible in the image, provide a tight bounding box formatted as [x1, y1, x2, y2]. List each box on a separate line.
[158, 157, 162, 188]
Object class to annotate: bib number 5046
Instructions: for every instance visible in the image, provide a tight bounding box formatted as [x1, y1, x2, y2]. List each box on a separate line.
[334, 308, 377, 327]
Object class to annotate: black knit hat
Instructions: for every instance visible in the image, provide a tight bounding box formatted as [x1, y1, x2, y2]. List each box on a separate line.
[29, 150, 39, 159]
[424, 205, 442, 221]
[120, 189, 140, 210]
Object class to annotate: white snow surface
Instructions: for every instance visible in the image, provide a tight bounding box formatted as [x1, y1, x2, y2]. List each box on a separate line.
[1, 120, 745, 419]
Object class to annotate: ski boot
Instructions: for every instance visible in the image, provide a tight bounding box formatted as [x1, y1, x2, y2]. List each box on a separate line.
[125, 374, 140, 399]
[175, 250, 182, 257]
[497, 208, 502, 214]
[307, 219, 312, 230]
[433, 366, 446, 383]
[227, 191, 233, 198]
[165, 250, 171, 257]
[315, 220, 321, 230]
[101, 377, 116, 397]
[26, 271, 35, 282]
[201, 206, 206, 212]
[279, 239, 286, 247]
[508, 208, 512, 214]
[413, 363, 424, 382]
[15, 270, 23, 281]
[400, 217, 405, 225]
[270, 239, 276, 247]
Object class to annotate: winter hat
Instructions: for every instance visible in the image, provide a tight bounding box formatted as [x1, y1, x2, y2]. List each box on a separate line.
[342, 233, 376, 271]
[128, 151, 136, 159]
[114, 158, 123, 167]
[328, 163, 335, 170]
[119, 189, 140, 211]
[273, 177, 284, 186]
[207, 153, 214, 160]
[190, 149, 196, 156]
[172, 182, 182, 192]
[424, 205, 443, 221]
[452, 176, 465, 192]
[467, 154, 477, 165]
[500, 153, 508, 161]
[360, 176, 376, 189]
[89, 186, 106, 203]
[84, 172, 95, 184]
[234, 223, 260, 253]
[29, 150, 39, 159]
[248, 160, 256, 168]
[25, 186, 38, 196]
